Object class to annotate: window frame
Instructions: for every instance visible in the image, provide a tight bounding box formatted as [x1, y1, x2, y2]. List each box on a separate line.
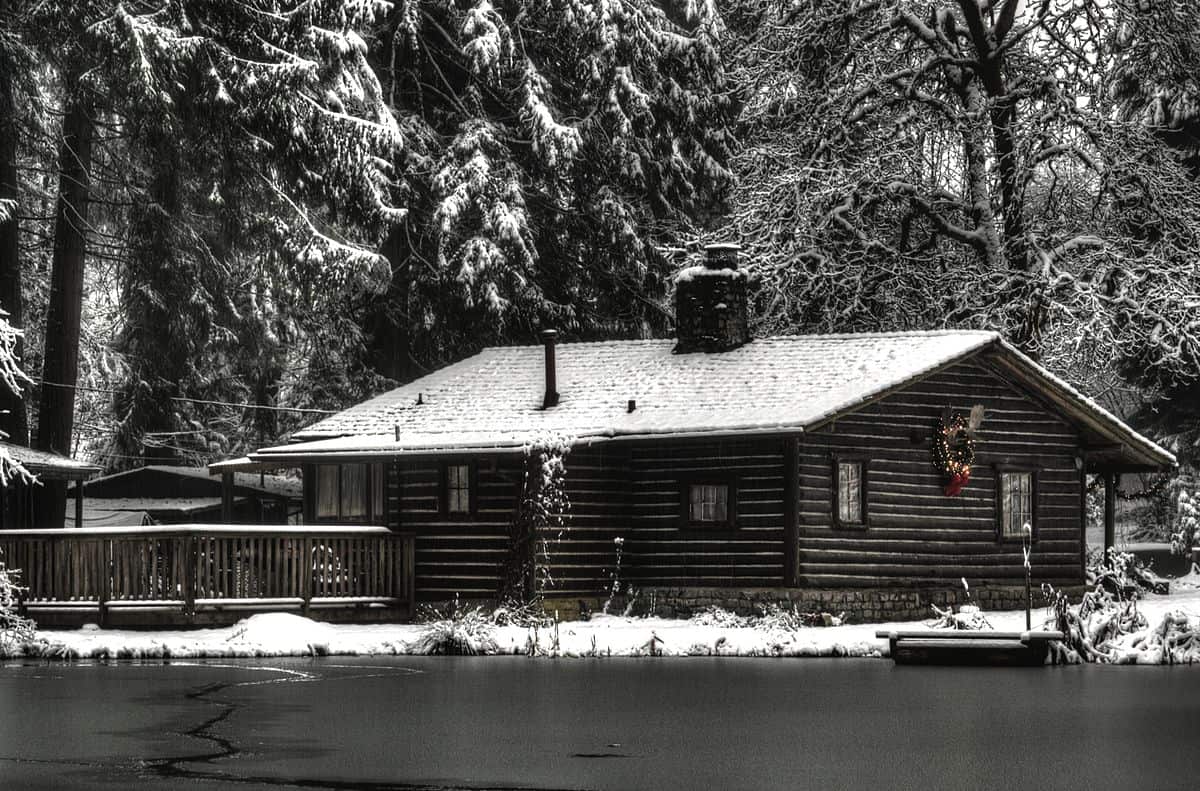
[995, 466, 1038, 543]
[831, 454, 870, 529]
[309, 462, 389, 525]
[679, 474, 738, 530]
[439, 460, 478, 518]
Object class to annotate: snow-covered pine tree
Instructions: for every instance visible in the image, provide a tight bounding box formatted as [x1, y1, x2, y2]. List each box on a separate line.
[364, 0, 734, 381]
[75, 1, 406, 466]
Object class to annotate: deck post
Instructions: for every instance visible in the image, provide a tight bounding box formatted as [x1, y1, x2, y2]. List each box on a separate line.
[1103, 471, 1117, 561]
[302, 536, 313, 616]
[183, 536, 196, 618]
[403, 533, 416, 606]
[74, 482, 83, 528]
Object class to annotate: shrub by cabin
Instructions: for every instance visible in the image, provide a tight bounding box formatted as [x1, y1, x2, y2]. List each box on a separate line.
[222, 244, 1173, 621]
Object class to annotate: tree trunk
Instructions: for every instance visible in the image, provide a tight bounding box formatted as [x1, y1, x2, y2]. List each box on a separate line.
[365, 226, 416, 383]
[116, 137, 183, 467]
[35, 97, 94, 527]
[0, 56, 27, 445]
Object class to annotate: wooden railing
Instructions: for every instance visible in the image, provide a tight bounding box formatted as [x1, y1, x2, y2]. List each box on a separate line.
[0, 525, 415, 626]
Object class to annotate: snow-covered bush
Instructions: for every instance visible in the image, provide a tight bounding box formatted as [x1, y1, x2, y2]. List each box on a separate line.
[690, 607, 752, 628]
[0, 554, 36, 655]
[412, 607, 496, 657]
[413, 600, 498, 655]
[1171, 487, 1199, 556]
[690, 603, 843, 631]
[927, 603, 992, 631]
[1088, 548, 1169, 596]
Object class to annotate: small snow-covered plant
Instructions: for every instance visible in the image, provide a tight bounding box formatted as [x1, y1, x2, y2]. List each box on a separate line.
[0, 553, 36, 655]
[754, 602, 810, 632]
[414, 597, 498, 656]
[490, 601, 552, 628]
[601, 536, 625, 615]
[927, 578, 991, 630]
[690, 606, 752, 628]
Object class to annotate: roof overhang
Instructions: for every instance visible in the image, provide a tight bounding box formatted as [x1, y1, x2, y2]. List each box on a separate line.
[207, 456, 301, 475]
[979, 342, 1175, 473]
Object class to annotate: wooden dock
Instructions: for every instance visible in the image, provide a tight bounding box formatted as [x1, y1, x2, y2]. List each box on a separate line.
[876, 629, 1065, 667]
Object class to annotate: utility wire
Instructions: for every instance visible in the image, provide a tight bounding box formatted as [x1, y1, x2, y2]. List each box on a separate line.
[34, 379, 337, 415]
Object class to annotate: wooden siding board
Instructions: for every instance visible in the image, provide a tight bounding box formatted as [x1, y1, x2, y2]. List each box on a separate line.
[798, 358, 1085, 586]
[624, 439, 787, 589]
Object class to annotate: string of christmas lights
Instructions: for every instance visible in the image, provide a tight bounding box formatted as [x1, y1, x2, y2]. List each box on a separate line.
[933, 413, 975, 496]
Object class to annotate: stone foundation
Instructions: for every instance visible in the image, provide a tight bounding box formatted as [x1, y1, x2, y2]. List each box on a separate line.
[625, 585, 1088, 623]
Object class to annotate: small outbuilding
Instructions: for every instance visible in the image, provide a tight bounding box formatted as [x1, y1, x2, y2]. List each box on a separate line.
[0, 442, 102, 529]
[70, 465, 302, 526]
[218, 245, 1175, 619]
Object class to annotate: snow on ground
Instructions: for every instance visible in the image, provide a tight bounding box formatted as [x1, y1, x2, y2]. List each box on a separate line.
[9, 588, 1200, 662]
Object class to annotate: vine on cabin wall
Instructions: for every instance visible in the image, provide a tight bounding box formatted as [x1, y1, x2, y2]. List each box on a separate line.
[499, 434, 573, 606]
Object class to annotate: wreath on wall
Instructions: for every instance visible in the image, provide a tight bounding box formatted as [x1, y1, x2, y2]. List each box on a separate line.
[933, 412, 976, 497]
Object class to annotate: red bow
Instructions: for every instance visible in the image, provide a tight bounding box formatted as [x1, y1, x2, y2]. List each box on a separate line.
[943, 469, 971, 497]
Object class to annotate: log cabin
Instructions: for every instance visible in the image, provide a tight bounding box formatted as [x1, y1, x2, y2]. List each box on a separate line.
[217, 244, 1175, 620]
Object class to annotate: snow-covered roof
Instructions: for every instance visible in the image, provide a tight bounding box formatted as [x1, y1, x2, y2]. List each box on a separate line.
[77, 465, 302, 499]
[247, 330, 1172, 471]
[283, 331, 994, 446]
[0, 441, 102, 480]
[80, 497, 228, 514]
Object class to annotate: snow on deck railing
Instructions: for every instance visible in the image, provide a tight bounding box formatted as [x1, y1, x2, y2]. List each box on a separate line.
[0, 524, 394, 538]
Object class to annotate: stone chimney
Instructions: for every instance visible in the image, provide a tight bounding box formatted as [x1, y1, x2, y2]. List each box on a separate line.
[673, 243, 750, 353]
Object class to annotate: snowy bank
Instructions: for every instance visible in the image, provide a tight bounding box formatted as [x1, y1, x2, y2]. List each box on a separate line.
[8, 588, 1200, 663]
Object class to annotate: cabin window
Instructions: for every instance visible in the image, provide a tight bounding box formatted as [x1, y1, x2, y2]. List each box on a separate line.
[689, 483, 729, 523]
[372, 463, 386, 520]
[999, 471, 1035, 540]
[443, 462, 473, 515]
[680, 476, 738, 529]
[316, 465, 338, 519]
[313, 463, 387, 523]
[832, 458, 868, 528]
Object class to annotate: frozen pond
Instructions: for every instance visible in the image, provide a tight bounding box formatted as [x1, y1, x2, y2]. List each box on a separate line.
[1, 657, 1198, 790]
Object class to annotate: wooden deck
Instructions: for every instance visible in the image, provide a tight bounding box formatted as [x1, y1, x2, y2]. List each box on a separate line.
[876, 629, 1065, 666]
[0, 525, 416, 627]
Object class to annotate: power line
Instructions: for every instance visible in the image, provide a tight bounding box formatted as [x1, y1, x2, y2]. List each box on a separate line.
[35, 379, 337, 415]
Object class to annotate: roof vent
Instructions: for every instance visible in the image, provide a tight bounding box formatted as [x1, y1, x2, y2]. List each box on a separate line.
[541, 329, 559, 409]
[674, 243, 750, 353]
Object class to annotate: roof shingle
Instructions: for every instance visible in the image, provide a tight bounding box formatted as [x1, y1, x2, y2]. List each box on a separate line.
[281, 330, 999, 451]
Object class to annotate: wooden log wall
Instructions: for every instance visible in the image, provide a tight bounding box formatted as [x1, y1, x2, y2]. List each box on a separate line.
[394, 456, 522, 600]
[623, 439, 786, 587]
[797, 359, 1086, 587]
[539, 444, 628, 598]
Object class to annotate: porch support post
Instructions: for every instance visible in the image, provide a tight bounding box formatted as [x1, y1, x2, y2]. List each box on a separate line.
[221, 471, 234, 523]
[74, 479, 83, 528]
[783, 436, 799, 587]
[1103, 471, 1117, 559]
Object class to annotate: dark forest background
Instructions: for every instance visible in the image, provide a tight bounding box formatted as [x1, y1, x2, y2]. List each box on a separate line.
[0, 0, 1197, 496]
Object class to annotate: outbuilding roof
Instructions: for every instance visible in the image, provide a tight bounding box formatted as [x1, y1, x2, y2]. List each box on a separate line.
[246, 330, 1173, 472]
[0, 441, 102, 481]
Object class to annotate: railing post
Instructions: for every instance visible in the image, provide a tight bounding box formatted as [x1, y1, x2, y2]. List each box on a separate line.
[404, 533, 415, 606]
[183, 535, 196, 620]
[302, 536, 313, 616]
[98, 539, 110, 628]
